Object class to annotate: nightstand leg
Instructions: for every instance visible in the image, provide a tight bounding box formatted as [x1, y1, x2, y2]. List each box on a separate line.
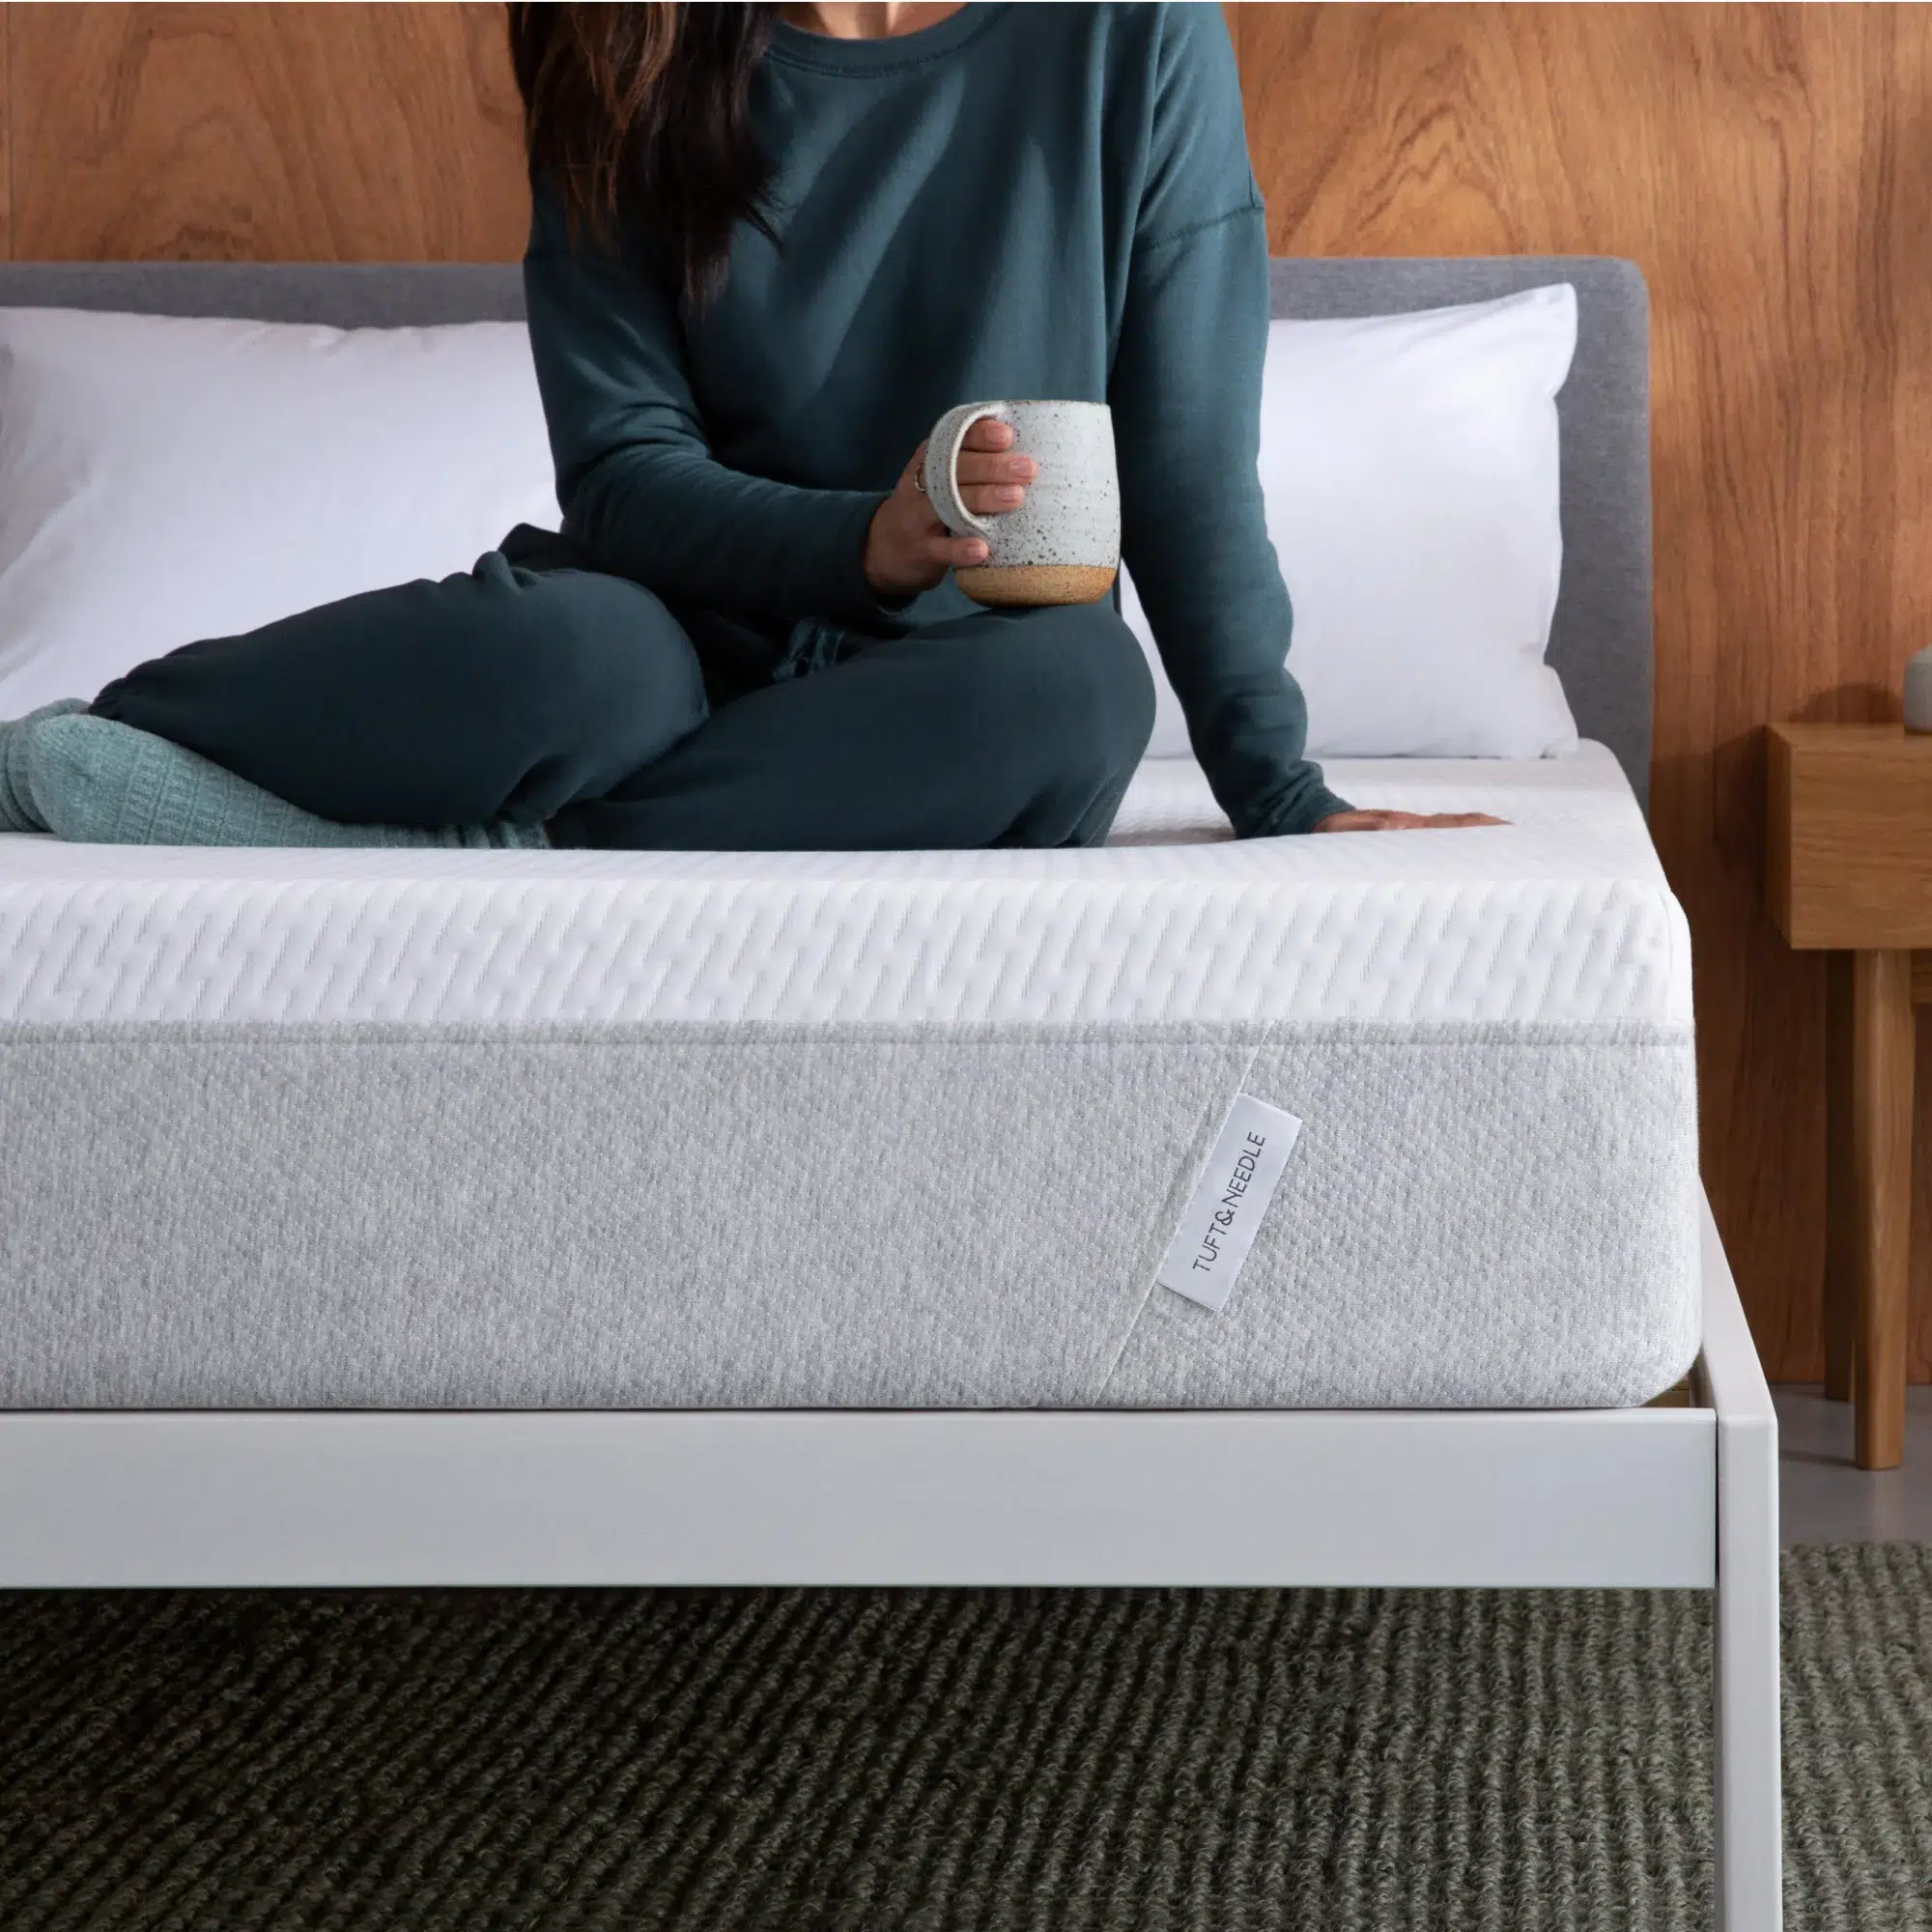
[1852, 949, 1913, 1470]
[1825, 953, 1857, 1402]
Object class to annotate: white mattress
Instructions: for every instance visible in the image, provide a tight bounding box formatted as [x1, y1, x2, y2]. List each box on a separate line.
[0, 744, 1686, 1029]
[0, 745, 1702, 1411]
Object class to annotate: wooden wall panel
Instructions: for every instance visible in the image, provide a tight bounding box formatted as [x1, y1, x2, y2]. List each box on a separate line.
[0, 2, 1923, 1379]
[8, 4, 527, 261]
[0, 14, 11, 261]
[1238, 3, 1932, 1381]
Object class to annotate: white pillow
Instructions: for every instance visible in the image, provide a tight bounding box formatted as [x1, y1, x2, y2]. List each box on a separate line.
[1128, 284, 1581, 760]
[0, 309, 559, 715]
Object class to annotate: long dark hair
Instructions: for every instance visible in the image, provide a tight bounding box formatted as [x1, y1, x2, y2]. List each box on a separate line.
[507, 3, 779, 306]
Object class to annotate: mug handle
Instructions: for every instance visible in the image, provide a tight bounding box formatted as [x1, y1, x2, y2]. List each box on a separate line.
[922, 401, 1009, 537]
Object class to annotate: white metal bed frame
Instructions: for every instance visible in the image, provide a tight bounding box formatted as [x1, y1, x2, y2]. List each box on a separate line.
[0, 1196, 1781, 1928]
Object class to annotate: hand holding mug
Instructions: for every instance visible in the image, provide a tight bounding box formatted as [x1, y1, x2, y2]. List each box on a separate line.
[864, 421, 1038, 600]
[922, 399, 1120, 607]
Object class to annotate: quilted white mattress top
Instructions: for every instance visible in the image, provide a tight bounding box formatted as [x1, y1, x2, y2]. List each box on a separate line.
[0, 743, 1690, 1028]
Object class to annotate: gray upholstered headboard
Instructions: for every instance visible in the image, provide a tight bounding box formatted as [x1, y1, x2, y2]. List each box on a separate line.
[0, 256, 1653, 804]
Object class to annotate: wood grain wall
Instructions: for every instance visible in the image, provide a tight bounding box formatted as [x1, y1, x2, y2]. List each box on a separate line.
[0, 2, 1923, 1383]
[6, 4, 526, 260]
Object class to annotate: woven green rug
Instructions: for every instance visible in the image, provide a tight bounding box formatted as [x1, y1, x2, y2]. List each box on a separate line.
[1, 1545, 1926, 1929]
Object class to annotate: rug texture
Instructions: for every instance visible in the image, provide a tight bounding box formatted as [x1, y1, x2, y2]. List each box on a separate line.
[0, 1544, 1925, 1930]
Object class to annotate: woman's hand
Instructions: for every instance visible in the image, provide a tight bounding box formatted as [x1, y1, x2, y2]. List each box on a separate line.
[1314, 810, 1506, 832]
[863, 419, 1039, 599]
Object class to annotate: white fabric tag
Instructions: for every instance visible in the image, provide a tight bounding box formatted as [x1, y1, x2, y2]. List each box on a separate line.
[1156, 1094, 1303, 1315]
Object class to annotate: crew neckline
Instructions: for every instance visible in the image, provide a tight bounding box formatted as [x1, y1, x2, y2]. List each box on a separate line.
[767, 3, 1009, 75]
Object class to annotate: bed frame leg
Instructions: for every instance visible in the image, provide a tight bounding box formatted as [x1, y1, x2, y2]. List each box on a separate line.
[1713, 1383, 1782, 1928]
[1699, 1193, 1783, 1930]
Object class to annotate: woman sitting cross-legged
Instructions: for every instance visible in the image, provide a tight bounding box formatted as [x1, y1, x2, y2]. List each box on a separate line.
[0, 2, 1496, 850]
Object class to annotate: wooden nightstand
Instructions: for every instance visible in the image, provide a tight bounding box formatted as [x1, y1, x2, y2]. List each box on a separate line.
[1767, 722, 1932, 1469]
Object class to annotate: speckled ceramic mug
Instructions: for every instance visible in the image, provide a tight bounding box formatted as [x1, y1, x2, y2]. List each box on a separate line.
[922, 399, 1120, 607]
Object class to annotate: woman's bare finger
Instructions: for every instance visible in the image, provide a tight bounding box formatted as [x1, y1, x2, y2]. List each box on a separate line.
[956, 451, 1037, 487]
[930, 533, 989, 567]
[1315, 808, 1506, 834]
[959, 419, 1015, 451]
[960, 484, 1028, 516]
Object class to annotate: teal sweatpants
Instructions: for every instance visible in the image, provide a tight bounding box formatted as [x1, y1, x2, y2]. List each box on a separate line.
[90, 527, 1156, 851]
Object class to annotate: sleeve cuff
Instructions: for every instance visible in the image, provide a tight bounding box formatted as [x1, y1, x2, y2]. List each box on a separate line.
[808, 490, 900, 629]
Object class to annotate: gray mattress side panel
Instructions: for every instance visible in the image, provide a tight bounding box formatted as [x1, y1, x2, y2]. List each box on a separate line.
[0, 1031, 1249, 1408]
[1101, 1036, 1703, 1408]
[0, 1025, 1697, 1410]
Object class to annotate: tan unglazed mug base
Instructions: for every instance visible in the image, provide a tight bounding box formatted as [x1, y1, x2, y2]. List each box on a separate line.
[954, 562, 1119, 609]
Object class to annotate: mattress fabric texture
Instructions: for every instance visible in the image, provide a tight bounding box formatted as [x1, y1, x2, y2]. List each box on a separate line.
[0, 744, 1700, 1410]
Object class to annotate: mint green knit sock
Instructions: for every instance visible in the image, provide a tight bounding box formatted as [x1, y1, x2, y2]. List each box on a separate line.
[26, 713, 549, 849]
[0, 700, 88, 832]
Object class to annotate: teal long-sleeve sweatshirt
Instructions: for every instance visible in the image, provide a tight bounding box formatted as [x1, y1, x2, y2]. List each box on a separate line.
[522, 1, 1348, 838]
